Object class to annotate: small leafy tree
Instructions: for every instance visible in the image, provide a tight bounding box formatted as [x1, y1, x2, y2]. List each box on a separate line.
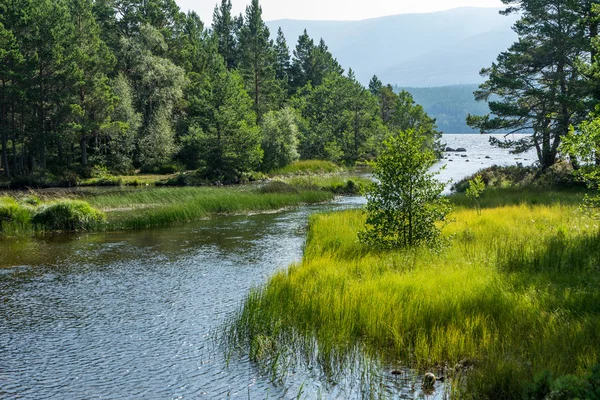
[562, 116, 600, 219]
[260, 107, 300, 172]
[466, 175, 485, 215]
[359, 129, 451, 248]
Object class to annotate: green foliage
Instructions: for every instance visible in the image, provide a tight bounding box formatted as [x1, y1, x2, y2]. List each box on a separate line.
[466, 175, 485, 215]
[0, 0, 436, 184]
[186, 54, 262, 183]
[289, 30, 344, 92]
[359, 129, 451, 248]
[563, 115, 600, 219]
[270, 160, 342, 176]
[467, 0, 593, 169]
[452, 163, 580, 193]
[292, 73, 384, 163]
[525, 365, 600, 400]
[238, 0, 279, 122]
[212, 0, 238, 70]
[32, 200, 106, 231]
[260, 107, 300, 171]
[0, 196, 31, 232]
[388, 90, 442, 154]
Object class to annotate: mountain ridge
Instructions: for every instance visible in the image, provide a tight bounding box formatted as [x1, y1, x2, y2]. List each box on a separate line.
[266, 7, 518, 87]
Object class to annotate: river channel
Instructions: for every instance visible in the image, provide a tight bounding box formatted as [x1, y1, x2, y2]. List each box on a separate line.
[0, 135, 536, 399]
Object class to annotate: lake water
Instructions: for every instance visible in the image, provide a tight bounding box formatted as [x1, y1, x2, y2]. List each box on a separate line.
[436, 134, 536, 191]
[0, 134, 534, 399]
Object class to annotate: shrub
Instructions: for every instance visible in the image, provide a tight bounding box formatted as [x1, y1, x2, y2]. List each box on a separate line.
[452, 162, 579, 193]
[32, 200, 106, 231]
[257, 181, 299, 194]
[270, 160, 341, 176]
[0, 196, 31, 231]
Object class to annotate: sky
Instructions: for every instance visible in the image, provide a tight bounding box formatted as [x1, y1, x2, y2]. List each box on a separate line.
[177, 0, 505, 23]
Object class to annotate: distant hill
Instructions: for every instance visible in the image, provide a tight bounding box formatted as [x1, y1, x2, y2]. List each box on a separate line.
[398, 85, 488, 133]
[267, 7, 518, 87]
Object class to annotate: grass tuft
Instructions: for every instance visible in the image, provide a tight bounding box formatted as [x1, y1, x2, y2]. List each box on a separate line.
[31, 200, 106, 232]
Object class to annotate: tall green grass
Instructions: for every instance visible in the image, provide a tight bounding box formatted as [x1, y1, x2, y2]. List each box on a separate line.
[86, 186, 334, 231]
[270, 160, 343, 176]
[227, 189, 600, 399]
[0, 196, 106, 235]
[0, 196, 33, 235]
[1, 183, 338, 235]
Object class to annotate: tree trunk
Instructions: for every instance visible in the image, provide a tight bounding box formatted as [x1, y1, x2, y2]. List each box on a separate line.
[81, 134, 87, 167]
[1, 80, 9, 177]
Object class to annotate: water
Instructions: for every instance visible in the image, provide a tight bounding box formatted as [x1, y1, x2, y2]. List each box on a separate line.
[436, 134, 536, 191]
[0, 135, 532, 399]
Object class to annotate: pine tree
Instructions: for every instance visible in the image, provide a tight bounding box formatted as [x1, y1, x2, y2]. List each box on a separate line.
[468, 0, 592, 169]
[212, 0, 237, 70]
[274, 27, 290, 83]
[67, 0, 117, 168]
[368, 75, 382, 96]
[238, 0, 278, 123]
[186, 52, 262, 182]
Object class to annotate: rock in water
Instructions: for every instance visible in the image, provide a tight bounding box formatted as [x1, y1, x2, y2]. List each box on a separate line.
[422, 372, 436, 389]
[445, 147, 456, 152]
[456, 148, 467, 152]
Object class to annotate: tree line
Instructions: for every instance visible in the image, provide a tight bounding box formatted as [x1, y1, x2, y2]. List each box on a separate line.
[0, 0, 440, 184]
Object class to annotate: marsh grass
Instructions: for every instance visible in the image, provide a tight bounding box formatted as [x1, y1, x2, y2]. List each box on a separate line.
[0, 179, 344, 235]
[0, 196, 33, 235]
[227, 188, 600, 399]
[85, 186, 334, 231]
[31, 200, 106, 231]
[270, 160, 343, 176]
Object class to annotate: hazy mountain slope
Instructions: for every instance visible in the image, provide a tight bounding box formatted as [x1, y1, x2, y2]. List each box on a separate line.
[266, 7, 517, 86]
[380, 28, 517, 87]
[398, 85, 489, 133]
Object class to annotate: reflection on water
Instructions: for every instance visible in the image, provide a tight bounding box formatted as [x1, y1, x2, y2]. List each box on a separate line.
[0, 134, 526, 399]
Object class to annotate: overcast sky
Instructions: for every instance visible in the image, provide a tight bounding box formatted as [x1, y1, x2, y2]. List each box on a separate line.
[177, 0, 505, 24]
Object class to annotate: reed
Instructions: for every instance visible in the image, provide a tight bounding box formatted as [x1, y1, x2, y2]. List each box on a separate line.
[93, 186, 333, 231]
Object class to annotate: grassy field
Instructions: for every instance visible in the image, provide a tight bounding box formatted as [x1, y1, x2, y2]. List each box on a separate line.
[227, 188, 600, 399]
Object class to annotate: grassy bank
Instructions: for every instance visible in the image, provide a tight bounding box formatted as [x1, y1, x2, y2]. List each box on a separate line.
[227, 188, 600, 399]
[86, 185, 334, 231]
[0, 173, 371, 236]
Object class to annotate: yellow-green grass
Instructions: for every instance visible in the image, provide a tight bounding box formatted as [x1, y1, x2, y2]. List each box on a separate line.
[228, 189, 600, 398]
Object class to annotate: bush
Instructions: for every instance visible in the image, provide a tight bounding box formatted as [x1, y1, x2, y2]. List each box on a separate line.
[452, 162, 580, 193]
[257, 181, 299, 194]
[156, 173, 189, 187]
[327, 179, 364, 195]
[32, 200, 106, 231]
[0, 196, 32, 231]
[270, 160, 342, 176]
[525, 365, 600, 400]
